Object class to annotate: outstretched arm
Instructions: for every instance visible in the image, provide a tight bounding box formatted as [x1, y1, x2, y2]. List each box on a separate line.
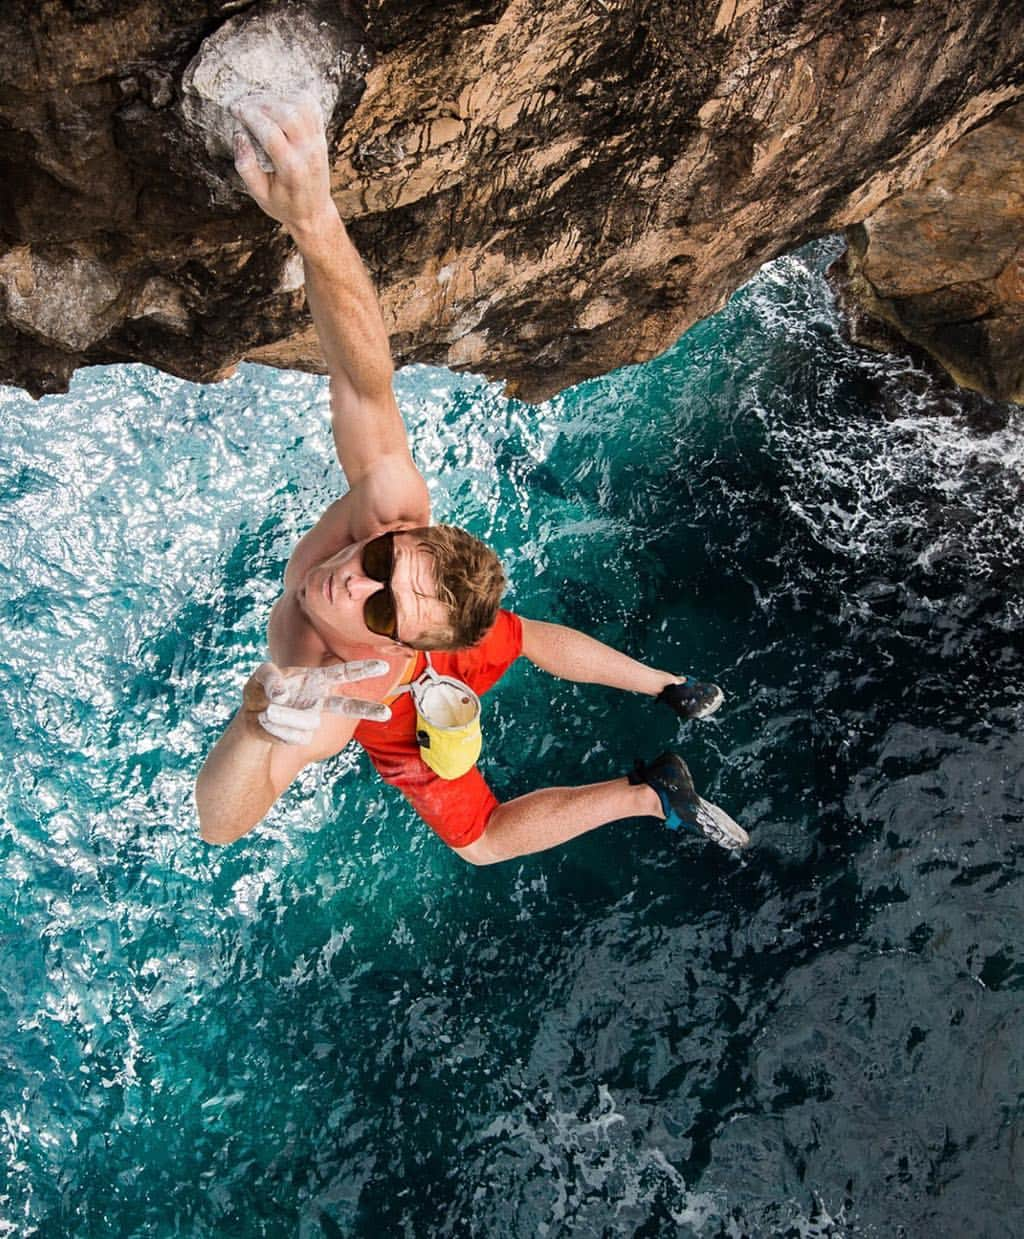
[520, 618, 678, 695]
[232, 96, 429, 546]
[196, 700, 316, 846]
[196, 660, 391, 845]
[520, 618, 725, 719]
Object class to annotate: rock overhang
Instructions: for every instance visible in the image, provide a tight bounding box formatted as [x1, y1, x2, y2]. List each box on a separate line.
[0, 0, 1022, 404]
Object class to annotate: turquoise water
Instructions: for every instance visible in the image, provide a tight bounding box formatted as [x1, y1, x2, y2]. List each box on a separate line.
[1, 241, 1022, 1236]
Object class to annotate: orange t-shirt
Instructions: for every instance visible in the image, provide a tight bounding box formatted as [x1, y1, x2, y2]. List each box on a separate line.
[352, 610, 524, 848]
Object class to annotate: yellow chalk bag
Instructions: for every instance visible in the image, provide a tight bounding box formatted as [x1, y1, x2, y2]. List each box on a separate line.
[403, 655, 482, 781]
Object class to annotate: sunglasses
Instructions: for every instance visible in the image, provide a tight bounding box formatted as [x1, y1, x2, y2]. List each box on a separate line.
[361, 532, 401, 640]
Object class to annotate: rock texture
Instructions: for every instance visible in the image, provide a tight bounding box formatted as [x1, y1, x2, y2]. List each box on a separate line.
[181, 0, 368, 197]
[831, 102, 1024, 405]
[1, 1, 1023, 401]
[0, 0, 368, 395]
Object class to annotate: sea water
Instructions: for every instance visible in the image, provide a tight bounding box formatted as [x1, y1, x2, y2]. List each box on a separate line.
[0, 241, 1021, 1237]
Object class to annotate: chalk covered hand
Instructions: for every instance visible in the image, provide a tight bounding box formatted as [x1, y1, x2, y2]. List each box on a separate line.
[244, 661, 391, 746]
[230, 94, 333, 236]
[657, 677, 725, 721]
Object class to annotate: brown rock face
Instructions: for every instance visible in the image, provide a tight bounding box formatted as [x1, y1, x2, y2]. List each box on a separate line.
[1, 0, 1023, 401]
[833, 103, 1024, 404]
[0, 0, 368, 395]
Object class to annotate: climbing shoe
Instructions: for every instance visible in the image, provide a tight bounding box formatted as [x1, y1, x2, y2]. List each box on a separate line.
[657, 677, 724, 721]
[629, 752, 749, 851]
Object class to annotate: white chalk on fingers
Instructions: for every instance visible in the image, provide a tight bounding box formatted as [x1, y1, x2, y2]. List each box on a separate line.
[253, 662, 288, 702]
[324, 659, 391, 683]
[263, 702, 320, 730]
[323, 698, 391, 722]
[258, 717, 314, 746]
[233, 105, 289, 166]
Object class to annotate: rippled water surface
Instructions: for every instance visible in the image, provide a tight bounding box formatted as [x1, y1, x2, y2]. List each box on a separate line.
[1, 243, 1022, 1237]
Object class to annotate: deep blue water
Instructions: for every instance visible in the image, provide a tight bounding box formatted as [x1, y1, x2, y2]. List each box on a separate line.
[0, 241, 1022, 1237]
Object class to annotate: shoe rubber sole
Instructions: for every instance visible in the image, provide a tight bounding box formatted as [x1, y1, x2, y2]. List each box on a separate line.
[691, 795, 749, 850]
[633, 752, 750, 851]
[690, 684, 724, 719]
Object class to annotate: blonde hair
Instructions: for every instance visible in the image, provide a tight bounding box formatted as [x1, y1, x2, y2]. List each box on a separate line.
[407, 525, 506, 650]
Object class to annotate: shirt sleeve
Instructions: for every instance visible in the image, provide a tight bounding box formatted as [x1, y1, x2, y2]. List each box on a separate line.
[454, 609, 523, 695]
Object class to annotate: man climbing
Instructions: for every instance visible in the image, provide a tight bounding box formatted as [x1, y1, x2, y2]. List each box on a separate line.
[195, 96, 749, 862]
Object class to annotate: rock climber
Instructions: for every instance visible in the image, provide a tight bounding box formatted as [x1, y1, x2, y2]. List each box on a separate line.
[194, 95, 749, 861]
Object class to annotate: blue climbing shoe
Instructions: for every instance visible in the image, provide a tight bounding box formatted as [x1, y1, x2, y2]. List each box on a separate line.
[629, 752, 749, 851]
[658, 678, 724, 721]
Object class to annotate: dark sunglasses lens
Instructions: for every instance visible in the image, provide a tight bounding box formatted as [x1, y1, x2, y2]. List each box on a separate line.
[364, 589, 397, 638]
[362, 533, 393, 582]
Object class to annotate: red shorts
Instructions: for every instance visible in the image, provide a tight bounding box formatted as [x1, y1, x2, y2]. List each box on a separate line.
[352, 610, 523, 849]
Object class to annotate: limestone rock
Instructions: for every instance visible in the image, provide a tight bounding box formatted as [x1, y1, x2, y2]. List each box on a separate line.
[832, 103, 1024, 404]
[0, 247, 122, 352]
[181, 0, 369, 198]
[1, 1, 1023, 401]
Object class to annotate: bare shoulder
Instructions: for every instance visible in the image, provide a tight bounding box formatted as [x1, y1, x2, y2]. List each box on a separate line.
[268, 589, 326, 667]
[284, 497, 352, 590]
